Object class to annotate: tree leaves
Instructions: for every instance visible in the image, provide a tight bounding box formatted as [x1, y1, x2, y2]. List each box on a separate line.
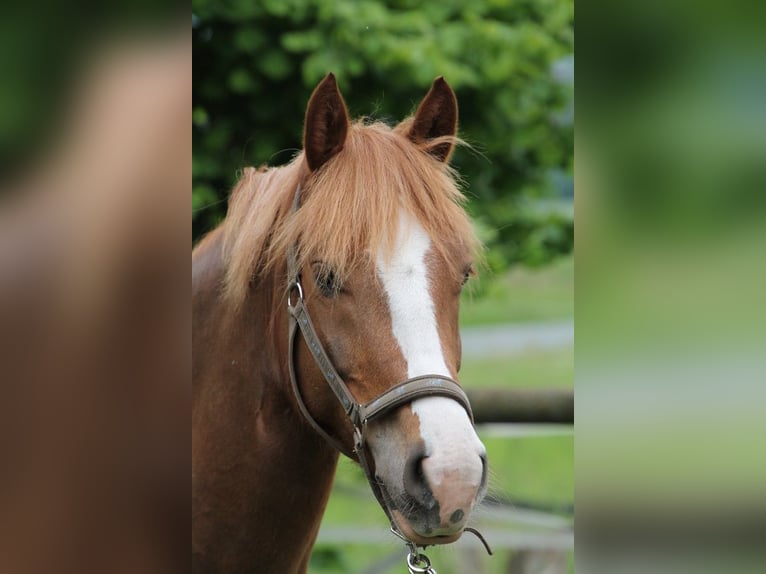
[192, 0, 574, 269]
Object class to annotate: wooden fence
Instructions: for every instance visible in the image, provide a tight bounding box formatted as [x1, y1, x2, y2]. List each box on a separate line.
[467, 388, 573, 424]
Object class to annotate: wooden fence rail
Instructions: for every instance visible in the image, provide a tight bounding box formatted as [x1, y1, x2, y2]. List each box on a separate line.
[466, 388, 573, 424]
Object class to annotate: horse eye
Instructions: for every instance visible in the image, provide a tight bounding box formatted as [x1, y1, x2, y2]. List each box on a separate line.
[314, 268, 339, 297]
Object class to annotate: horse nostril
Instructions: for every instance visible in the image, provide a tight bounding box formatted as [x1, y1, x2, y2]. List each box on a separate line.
[403, 444, 434, 508]
[449, 509, 464, 524]
[479, 452, 488, 490]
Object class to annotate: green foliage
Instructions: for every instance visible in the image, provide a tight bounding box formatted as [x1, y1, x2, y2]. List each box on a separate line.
[192, 0, 574, 269]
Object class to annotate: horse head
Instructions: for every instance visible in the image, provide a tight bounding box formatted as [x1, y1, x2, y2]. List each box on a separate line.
[287, 74, 488, 546]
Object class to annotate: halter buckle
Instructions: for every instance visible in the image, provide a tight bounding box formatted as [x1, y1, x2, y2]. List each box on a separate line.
[352, 425, 365, 454]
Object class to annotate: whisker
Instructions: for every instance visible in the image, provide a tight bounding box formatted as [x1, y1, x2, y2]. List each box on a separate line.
[192, 197, 227, 213]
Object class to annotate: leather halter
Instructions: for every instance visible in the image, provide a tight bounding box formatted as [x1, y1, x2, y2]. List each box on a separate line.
[285, 184, 474, 535]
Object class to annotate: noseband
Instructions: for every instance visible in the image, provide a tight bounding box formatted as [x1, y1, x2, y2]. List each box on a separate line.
[285, 185, 474, 540]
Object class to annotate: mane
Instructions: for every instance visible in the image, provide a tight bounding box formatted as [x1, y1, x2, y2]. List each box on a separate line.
[220, 120, 480, 307]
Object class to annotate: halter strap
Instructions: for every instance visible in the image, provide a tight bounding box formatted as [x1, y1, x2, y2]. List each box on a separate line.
[287, 283, 473, 454]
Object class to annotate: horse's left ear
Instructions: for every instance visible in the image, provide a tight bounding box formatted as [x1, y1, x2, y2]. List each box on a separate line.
[303, 73, 350, 172]
[404, 76, 458, 163]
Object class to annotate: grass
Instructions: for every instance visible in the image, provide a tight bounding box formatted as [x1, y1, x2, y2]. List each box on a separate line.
[310, 257, 574, 573]
[460, 347, 574, 389]
[482, 433, 574, 507]
[460, 255, 573, 326]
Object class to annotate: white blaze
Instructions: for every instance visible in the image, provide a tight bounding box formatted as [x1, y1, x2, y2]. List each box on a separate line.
[376, 214, 450, 379]
[376, 213, 485, 490]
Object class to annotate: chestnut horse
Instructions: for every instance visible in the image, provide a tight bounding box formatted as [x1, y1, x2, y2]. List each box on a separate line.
[192, 74, 487, 573]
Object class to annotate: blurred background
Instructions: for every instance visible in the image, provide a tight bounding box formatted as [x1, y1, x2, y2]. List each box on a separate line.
[577, 1, 766, 572]
[193, 1, 574, 573]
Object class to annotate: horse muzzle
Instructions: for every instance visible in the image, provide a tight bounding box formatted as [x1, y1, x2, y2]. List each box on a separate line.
[378, 443, 487, 544]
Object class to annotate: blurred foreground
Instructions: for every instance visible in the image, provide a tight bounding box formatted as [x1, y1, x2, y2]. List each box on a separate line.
[0, 19, 189, 574]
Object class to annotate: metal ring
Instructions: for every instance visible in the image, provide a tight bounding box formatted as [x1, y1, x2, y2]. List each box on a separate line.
[287, 281, 304, 309]
[407, 552, 433, 574]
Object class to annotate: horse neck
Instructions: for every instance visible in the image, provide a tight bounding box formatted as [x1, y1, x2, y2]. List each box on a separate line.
[244, 265, 342, 568]
[193, 230, 339, 572]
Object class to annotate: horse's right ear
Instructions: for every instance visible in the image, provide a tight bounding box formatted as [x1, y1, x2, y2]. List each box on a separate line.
[303, 73, 350, 172]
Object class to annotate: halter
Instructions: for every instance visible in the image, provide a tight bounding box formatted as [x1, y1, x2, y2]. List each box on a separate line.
[285, 185, 479, 568]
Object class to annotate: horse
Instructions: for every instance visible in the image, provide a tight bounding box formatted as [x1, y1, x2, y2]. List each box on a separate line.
[192, 73, 488, 573]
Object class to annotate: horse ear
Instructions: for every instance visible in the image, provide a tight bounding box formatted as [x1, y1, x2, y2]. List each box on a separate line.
[303, 73, 350, 172]
[405, 76, 458, 163]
